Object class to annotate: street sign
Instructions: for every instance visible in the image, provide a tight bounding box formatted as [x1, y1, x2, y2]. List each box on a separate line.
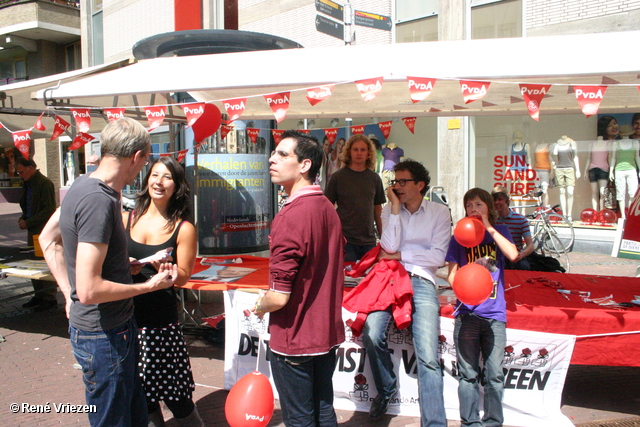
[315, 14, 344, 40]
[354, 9, 392, 31]
[315, 0, 344, 22]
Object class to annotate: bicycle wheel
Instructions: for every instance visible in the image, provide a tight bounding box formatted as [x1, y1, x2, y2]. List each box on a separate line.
[533, 213, 574, 253]
[538, 231, 571, 273]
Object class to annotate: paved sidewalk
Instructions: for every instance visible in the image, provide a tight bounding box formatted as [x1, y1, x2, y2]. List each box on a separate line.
[1, 201, 639, 426]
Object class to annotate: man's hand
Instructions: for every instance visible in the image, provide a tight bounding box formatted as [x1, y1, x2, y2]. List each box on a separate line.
[146, 263, 178, 291]
[251, 289, 267, 319]
[378, 249, 401, 261]
[18, 219, 27, 230]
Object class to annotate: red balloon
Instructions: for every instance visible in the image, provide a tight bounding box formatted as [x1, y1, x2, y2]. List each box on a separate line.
[453, 216, 485, 248]
[192, 103, 222, 143]
[453, 263, 494, 305]
[225, 371, 274, 427]
[598, 209, 617, 225]
[580, 208, 597, 224]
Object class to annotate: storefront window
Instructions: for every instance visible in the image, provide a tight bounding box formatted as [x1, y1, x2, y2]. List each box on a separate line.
[472, 113, 637, 225]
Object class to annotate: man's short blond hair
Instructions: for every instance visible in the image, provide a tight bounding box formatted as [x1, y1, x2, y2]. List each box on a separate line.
[100, 117, 150, 159]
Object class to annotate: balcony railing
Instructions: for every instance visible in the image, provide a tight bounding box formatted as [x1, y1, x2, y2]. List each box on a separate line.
[0, 0, 79, 8]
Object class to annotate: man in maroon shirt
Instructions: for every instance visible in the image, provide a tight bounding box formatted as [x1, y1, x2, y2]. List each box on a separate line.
[252, 130, 345, 426]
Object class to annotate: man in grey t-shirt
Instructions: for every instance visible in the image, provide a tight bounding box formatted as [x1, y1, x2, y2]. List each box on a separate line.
[39, 118, 177, 426]
[325, 134, 386, 262]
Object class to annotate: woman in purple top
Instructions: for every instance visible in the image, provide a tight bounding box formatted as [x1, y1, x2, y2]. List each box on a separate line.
[446, 188, 517, 427]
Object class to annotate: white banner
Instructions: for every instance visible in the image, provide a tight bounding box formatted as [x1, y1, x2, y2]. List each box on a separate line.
[224, 290, 575, 427]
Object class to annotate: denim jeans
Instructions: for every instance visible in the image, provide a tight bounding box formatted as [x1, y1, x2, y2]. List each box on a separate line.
[270, 348, 338, 427]
[454, 313, 506, 427]
[362, 276, 446, 427]
[69, 317, 147, 427]
[344, 243, 376, 262]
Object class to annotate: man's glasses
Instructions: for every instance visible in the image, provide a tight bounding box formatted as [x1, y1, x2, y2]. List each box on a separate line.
[389, 179, 416, 187]
[270, 150, 293, 160]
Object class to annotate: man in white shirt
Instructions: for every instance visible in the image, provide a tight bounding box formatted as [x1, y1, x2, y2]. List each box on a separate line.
[362, 159, 451, 426]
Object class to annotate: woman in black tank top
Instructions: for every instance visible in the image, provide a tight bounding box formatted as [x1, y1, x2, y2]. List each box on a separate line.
[123, 157, 202, 426]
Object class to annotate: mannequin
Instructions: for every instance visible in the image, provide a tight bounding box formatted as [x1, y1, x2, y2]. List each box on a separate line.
[583, 137, 611, 211]
[609, 137, 640, 219]
[552, 135, 580, 221]
[382, 142, 404, 171]
[533, 142, 553, 207]
[381, 142, 405, 187]
[506, 130, 531, 213]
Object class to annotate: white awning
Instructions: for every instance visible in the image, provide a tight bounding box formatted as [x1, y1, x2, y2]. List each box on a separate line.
[28, 30, 640, 121]
[0, 60, 129, 145]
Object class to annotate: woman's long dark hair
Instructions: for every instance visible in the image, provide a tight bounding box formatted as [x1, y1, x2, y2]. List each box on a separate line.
[132, 156, 191, 230]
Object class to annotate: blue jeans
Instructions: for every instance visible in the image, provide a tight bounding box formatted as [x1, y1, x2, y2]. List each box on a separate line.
[344, 243, 376, 262]
[454, 314, 506, 427]
[270, 348, 338, 427]
[362, 276, 446, 427]
[69, 317, 147, 427]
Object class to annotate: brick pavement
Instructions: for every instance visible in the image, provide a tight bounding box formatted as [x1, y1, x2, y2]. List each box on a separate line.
[1, 200, 640, 426]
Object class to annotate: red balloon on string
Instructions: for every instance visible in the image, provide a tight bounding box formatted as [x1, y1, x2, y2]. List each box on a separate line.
[192, 103, 222, 143]
[453, 263, 494, 305]
[453, 216, 485, 247]
[225, 371, 274, 427]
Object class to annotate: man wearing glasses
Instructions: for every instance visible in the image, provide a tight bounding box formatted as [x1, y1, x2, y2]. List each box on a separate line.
[252, 130, 345, 426]
[16, 156, 57, 311]
[362, 159, 451, 425]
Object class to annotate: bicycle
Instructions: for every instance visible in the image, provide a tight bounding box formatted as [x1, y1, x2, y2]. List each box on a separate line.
[521, 190, 574, 272]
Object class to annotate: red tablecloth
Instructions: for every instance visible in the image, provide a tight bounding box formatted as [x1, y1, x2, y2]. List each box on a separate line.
[182, 255, 270, 291]
[442, 270, 640, 367]
[186, 257, 640, 367]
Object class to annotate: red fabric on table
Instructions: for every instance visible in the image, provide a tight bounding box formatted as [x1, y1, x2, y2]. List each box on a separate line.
[441, 270, 640, 367]
[182, 255, 270, 291]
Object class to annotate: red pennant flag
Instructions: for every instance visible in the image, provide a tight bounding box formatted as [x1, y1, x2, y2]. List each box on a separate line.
[306, 85, 334, 106]
[33, 112, 47, 131]
[50, 115, 70, 141]
[177, 149, 188, 163]
[378, 121, 392, 139]
[69, 132, 95, 150]
[159, 153, 172, 157]
[351, 125, 365, 135]
[246, 128, 260, 144]
[407, 77, 436, 103]
[272, 129, 285, 145]
[182, 103, 205, 127]
[402, 117, 416, 134]
[324, 128, 338, 145]
[145, 106, 166, 131]
[355, 77, 384, 101]
[222, 98, 247, 122]
[12, 130, 31, 157]
[519, 84, 551, 121]
[104, 108, 125, 122]
[460, 80, 490, 104]
[220, 124, 234, 140]
[70, 108, 91, 133]
[298, 129, 310, 134]
[574, 85, 607, 117]
[264, 92, 290, 123]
